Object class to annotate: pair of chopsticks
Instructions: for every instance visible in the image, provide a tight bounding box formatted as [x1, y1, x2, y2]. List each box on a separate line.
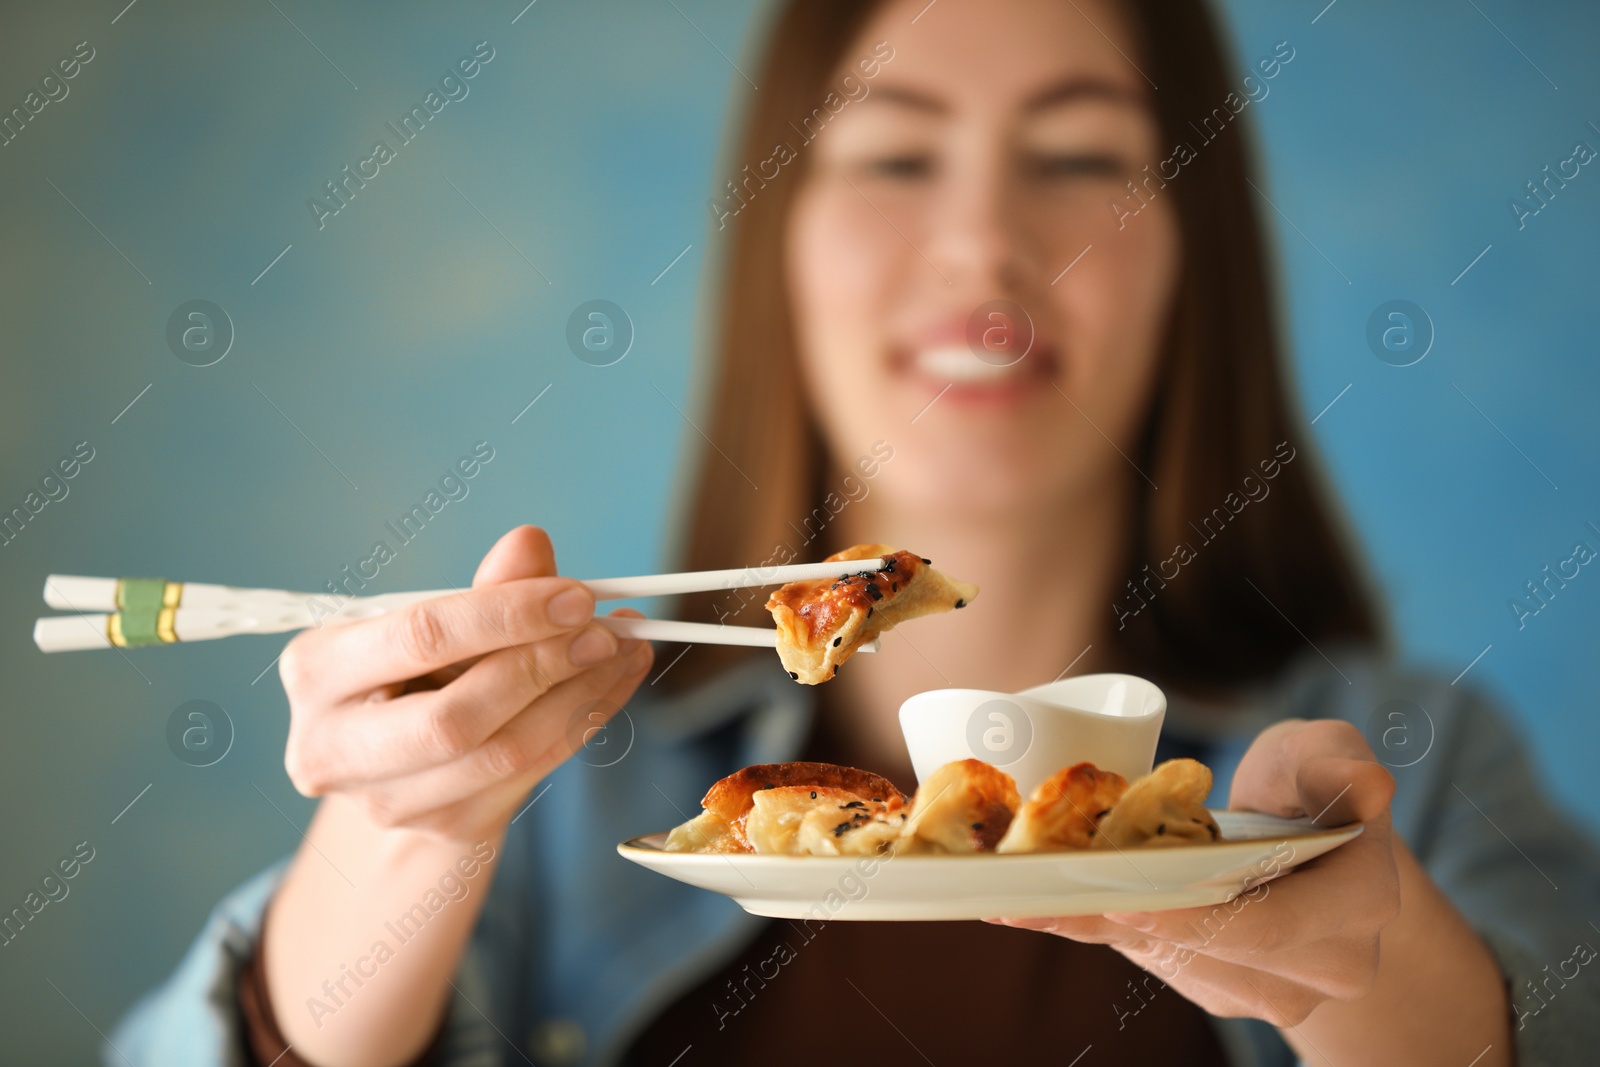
[32, 559, 889, 654]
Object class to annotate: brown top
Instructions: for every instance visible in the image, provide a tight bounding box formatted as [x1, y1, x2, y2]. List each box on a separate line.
[620, 914, 1232, 1065]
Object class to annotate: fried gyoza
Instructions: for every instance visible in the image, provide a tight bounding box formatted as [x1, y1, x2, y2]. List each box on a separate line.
[1092, 758, 1222, 849]
[897, 758, 1021, 854]
[766, 544, 979, 684]
[664, 762, 906, 855]
[661, 757, 1224, 858]
[996, 762, 1129, 853]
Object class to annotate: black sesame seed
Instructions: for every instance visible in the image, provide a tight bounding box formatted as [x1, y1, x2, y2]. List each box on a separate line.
[832, 664, 839, 676]
[871, 797, 883, 803]
[810, 791, 817, 799]
[832, 636, 841, 647]
[763, 782, 775, 789]
[921, 557, 931, 564]
[788, 671, 798, 679]
[1208, 823, 1219, 839]
[1095, 809, 1112, 820]
[833, 821, 852, 837]
[866, 606, 874, 618]
[842, 800, 866, 809]
[1156, 823, 1167, 835]
[971, 822, 985, 831]
[954, 598, 966, 609]
[891, 582, 898, 592]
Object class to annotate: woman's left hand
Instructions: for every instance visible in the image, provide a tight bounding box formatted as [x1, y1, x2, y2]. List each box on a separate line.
[991, 719, 1401, 1028]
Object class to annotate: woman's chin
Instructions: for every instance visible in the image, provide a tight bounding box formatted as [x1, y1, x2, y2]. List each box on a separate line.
[877, 457, 1058, 523]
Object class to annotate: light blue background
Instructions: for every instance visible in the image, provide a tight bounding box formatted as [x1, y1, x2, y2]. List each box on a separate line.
[0, 1, 1595, 1061]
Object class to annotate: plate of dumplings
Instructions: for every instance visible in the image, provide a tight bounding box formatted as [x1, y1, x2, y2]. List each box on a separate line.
[619, 757, 1361, 920]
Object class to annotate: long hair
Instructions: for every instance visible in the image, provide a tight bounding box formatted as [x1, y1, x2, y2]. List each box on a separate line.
[661, 0, 1382, 696]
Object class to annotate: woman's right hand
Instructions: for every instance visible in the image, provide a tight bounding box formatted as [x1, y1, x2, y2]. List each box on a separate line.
[276, 525, 655, 842]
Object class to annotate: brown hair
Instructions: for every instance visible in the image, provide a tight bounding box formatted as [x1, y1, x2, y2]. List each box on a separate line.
[661, 0, 1382, 696]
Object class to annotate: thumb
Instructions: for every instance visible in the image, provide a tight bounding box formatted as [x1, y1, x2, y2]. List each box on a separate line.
[473, 525, 558, 587]
[1229, 719, 1393, 823]
[1298, 755, 1394, 827]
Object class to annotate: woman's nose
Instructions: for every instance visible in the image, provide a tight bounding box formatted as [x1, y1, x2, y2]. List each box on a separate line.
[924, 156, 1040, 293]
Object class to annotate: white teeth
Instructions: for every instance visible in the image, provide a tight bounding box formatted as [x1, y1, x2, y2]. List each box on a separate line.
[912, 345, 1020, 382]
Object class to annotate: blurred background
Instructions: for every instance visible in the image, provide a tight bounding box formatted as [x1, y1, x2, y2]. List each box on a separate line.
[1, 0, 1596, 1060]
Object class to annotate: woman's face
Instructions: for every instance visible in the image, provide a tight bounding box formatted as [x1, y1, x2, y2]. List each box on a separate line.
[786, 0, 1180, 520]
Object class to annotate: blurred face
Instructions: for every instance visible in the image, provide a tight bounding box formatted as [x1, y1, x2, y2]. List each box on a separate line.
[786, 0, 1180, 519]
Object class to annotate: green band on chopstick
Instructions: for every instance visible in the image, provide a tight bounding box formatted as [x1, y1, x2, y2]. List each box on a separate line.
[117, 609, 164, 647]
[117, 578, 169, 613]
[107, 580, 182, 648]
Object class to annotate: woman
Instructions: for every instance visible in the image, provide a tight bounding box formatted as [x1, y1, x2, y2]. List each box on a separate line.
[114, 0, 1600, 1064]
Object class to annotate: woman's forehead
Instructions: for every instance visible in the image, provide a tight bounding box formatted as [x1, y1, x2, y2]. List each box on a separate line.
[843, 0, 1149, 110]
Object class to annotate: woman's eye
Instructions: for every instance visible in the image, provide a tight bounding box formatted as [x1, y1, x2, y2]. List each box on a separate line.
[863, 155, 934, 179]
[1030, 154, 1124, 180]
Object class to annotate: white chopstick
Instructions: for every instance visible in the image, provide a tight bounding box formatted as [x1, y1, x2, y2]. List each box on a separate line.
[581, 558, 888, 599]
[596, 615, 878, 652]
[34, 559, 891, 653]
[32, 610, 878, 654]
[40, 559, 888, 612]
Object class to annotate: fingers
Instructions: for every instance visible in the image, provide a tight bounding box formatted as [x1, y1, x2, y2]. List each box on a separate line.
[279, 525, 569, 703]
[987, 914, 1128, 943]
[1110, 830, 1396, 957]
[1144, 842, 1394, 981]
[286, 576, 598, 701]
[1113, 945, 1331, 1028]
[410, 526, 561, 687]
[1228, 719, 1393, 824]
[994, 811, 1399, 990]
[991, 718, 1404, 1030]
[356, 640, 653, 825]
[995, 907, 1382, 1017]
[399, 630, 656, 836]
[286, 619, 622, 791]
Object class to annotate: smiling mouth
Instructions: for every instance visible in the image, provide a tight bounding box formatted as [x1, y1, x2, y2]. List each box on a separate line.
[895, 344, 1059, 388]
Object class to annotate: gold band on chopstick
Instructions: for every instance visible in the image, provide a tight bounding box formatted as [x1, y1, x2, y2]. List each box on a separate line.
[106, 578, 184, 647]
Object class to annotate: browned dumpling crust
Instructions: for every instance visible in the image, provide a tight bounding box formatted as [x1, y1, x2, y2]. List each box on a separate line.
[897, 759, 1021, 854]
[664, 762, 906, 854]
[1092, 758, 1222, 850]
[766, 544, 979, 684]
[996, 762, 1129, 854]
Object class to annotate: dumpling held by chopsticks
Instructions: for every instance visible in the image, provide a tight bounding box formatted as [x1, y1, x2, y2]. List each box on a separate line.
[765, 544, 978, 684]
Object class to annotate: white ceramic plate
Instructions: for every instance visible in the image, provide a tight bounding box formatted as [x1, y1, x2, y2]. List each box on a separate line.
[618, 811, 1360, 921]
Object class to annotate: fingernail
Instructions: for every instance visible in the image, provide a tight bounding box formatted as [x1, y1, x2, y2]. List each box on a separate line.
[549, 587, 594, 627]
[568, 626, 616, 666]
[630, 642, 653, 670]
[1106, 911, 1157, 931]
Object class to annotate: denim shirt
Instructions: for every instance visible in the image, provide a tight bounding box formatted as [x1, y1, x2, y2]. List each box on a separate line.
[110, 651, 1600, 1066]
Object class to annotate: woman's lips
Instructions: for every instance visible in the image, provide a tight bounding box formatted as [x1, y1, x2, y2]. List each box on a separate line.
[891, 343, 1059, 408]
